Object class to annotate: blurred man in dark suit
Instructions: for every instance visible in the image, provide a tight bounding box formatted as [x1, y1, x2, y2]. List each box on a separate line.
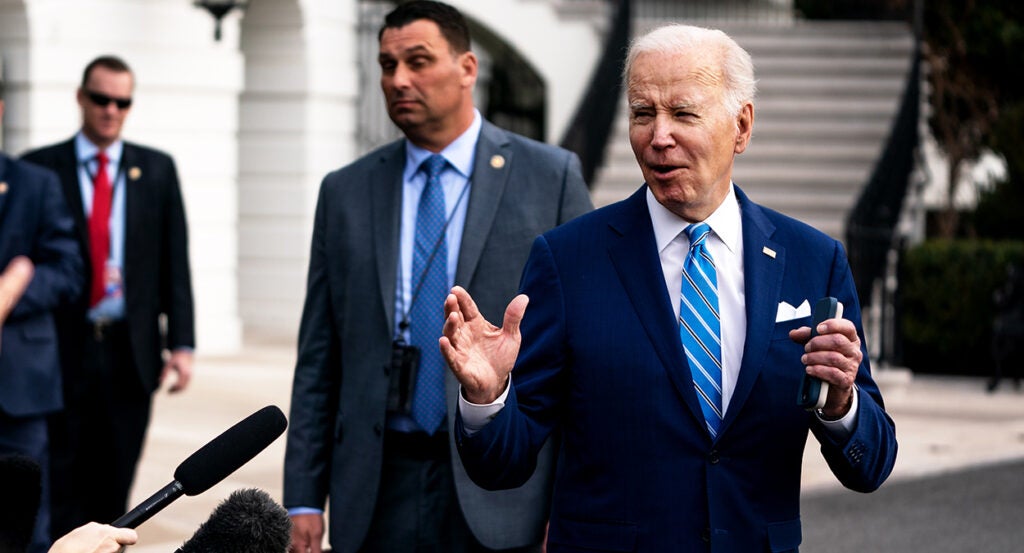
[22, 55, 195, 539]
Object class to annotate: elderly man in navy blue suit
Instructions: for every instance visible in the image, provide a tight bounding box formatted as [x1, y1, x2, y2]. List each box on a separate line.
[442, 24, 898, 552]
[0, 82, 84, 553]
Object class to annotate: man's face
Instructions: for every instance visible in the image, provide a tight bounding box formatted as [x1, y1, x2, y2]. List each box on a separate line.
[77, 66, 133, 149]
[627, 49, 753, 221]
[378, 19, 476, 144]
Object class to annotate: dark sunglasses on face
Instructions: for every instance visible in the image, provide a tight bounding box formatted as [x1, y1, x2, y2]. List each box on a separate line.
[85, 90, 133, 110]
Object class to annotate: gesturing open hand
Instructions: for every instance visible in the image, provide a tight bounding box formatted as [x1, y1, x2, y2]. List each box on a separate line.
[439, 286, 528, 405]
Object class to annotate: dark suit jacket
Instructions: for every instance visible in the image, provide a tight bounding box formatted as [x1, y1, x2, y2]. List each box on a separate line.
[457, 186, 898, 553]
[283, 120, 593, 553]
[0, 153, 83, 417]
[21, 138, 194, 394]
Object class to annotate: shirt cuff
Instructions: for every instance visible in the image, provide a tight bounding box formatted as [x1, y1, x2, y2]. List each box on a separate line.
[458, 379, 511, 436]
[815, 385, 859, 440]
[287, 507, 323, 517]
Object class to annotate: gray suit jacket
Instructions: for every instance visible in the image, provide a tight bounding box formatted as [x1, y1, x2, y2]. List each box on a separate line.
[283, 120, 593, 553]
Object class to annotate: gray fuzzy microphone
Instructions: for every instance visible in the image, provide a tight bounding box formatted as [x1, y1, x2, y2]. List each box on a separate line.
[177, 488, 291, 553]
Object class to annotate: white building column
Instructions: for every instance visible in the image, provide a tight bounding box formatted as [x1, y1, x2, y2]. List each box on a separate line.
[237, 0, 358, 343]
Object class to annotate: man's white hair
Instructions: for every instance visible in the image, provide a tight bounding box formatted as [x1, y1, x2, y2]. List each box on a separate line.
[623, 24, 757, 116]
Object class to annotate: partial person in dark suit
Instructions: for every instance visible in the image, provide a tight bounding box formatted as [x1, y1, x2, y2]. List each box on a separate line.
[441, 24, 898, 552]
[0, 80, 84, 553]
[21, 55, 195, 539]
[282, 2, 592, 553]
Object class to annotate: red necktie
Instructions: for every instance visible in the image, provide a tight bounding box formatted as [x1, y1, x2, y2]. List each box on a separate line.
[88, 151, 112, 306]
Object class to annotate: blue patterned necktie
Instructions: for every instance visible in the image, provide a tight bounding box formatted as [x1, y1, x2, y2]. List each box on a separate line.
[679, 223, 724, 439]
[410, 154, 449, 435]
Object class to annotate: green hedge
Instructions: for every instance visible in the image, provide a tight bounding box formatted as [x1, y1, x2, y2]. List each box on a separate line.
[899, 240, 1024, 375]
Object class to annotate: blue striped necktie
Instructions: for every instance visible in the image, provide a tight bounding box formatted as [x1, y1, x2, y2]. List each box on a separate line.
[679, 223, 724, 439]
[410, 154, 449, 435]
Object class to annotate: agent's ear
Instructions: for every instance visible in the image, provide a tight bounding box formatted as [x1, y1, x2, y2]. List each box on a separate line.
[459, 51, 478, 89]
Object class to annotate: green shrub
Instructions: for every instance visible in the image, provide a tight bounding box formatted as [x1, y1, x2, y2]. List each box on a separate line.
[899, 240, 1024, 374]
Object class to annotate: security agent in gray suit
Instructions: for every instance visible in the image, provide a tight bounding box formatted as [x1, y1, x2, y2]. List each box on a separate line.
[282, 2, 592, 553]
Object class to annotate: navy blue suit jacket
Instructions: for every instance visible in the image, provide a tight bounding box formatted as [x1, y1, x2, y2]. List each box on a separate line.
[0, 153, 83, 417]
[457, 186, 898, 553]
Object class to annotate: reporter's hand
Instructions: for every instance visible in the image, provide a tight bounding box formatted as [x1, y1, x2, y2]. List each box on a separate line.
[48, 522, 137, 553]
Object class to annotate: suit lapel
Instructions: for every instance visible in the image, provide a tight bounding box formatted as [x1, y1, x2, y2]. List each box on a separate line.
[719, 187, 784, 435]
[606, 188, 707, 431]
[371, 143, 406, 333]
[455, 121, 510, 286]
[121, 144, 145, 282]
[54, 140, 90, 251]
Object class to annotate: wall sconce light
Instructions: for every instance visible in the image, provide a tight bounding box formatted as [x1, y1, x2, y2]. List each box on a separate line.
[194, 0, 249, 41]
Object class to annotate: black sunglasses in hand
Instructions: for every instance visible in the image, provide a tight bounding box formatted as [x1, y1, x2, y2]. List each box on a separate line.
[85, 90, 133, 110]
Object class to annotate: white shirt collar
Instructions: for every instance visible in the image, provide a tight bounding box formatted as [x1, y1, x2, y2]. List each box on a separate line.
[403, 109, 482, 180]
[647, 184, 742, 252]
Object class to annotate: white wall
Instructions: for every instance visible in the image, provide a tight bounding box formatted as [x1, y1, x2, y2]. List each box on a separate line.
[237, 0, 358, 343]
[451, 0, 604, 142]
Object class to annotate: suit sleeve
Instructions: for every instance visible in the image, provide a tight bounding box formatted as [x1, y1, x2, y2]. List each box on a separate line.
[9, 168, 84, 320]
[810, 241, 898, 493]
[556, 151, 593, 225]
[457, 235, 568, 490]
[283, 178, 341, 509]
[161, 157, 195, 350]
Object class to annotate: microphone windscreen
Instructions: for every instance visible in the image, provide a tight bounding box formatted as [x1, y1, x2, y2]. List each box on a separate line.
[0, 454, 41, 553]
[174, 405, 287, 496]
[177, 488, 291, 553]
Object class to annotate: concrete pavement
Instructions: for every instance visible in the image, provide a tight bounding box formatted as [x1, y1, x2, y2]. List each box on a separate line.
[122, 344, 1024, 552]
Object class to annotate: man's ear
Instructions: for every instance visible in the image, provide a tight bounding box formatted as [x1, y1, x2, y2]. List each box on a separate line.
[734, 102, 754, 154]
[460, 51, 478, 89]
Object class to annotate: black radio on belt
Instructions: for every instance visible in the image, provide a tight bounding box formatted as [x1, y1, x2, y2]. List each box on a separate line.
[386, 339, 421, 416]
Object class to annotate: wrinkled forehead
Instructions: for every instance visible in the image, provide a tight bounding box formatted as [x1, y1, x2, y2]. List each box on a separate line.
[626, 49, 724, 100]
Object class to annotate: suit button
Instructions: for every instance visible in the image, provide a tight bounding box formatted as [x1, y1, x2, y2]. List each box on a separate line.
[708, 450, 720, 464]
[701, 527, 711, 542]
[373, 423, 383, 436]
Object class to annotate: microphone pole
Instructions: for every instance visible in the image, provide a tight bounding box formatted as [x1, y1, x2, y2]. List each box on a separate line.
[111, 481, 184, 529]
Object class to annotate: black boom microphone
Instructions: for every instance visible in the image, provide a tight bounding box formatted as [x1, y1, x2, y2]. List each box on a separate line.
[111, 405, 288, 529]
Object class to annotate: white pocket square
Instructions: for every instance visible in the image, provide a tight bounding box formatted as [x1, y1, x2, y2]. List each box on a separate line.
[776, 299, 811, 322]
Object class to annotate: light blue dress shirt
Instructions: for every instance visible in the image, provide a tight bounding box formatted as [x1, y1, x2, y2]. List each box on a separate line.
[387, 110, 481, 433]
[76, 132, 126, 321]
[289, 112, 483, 515]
